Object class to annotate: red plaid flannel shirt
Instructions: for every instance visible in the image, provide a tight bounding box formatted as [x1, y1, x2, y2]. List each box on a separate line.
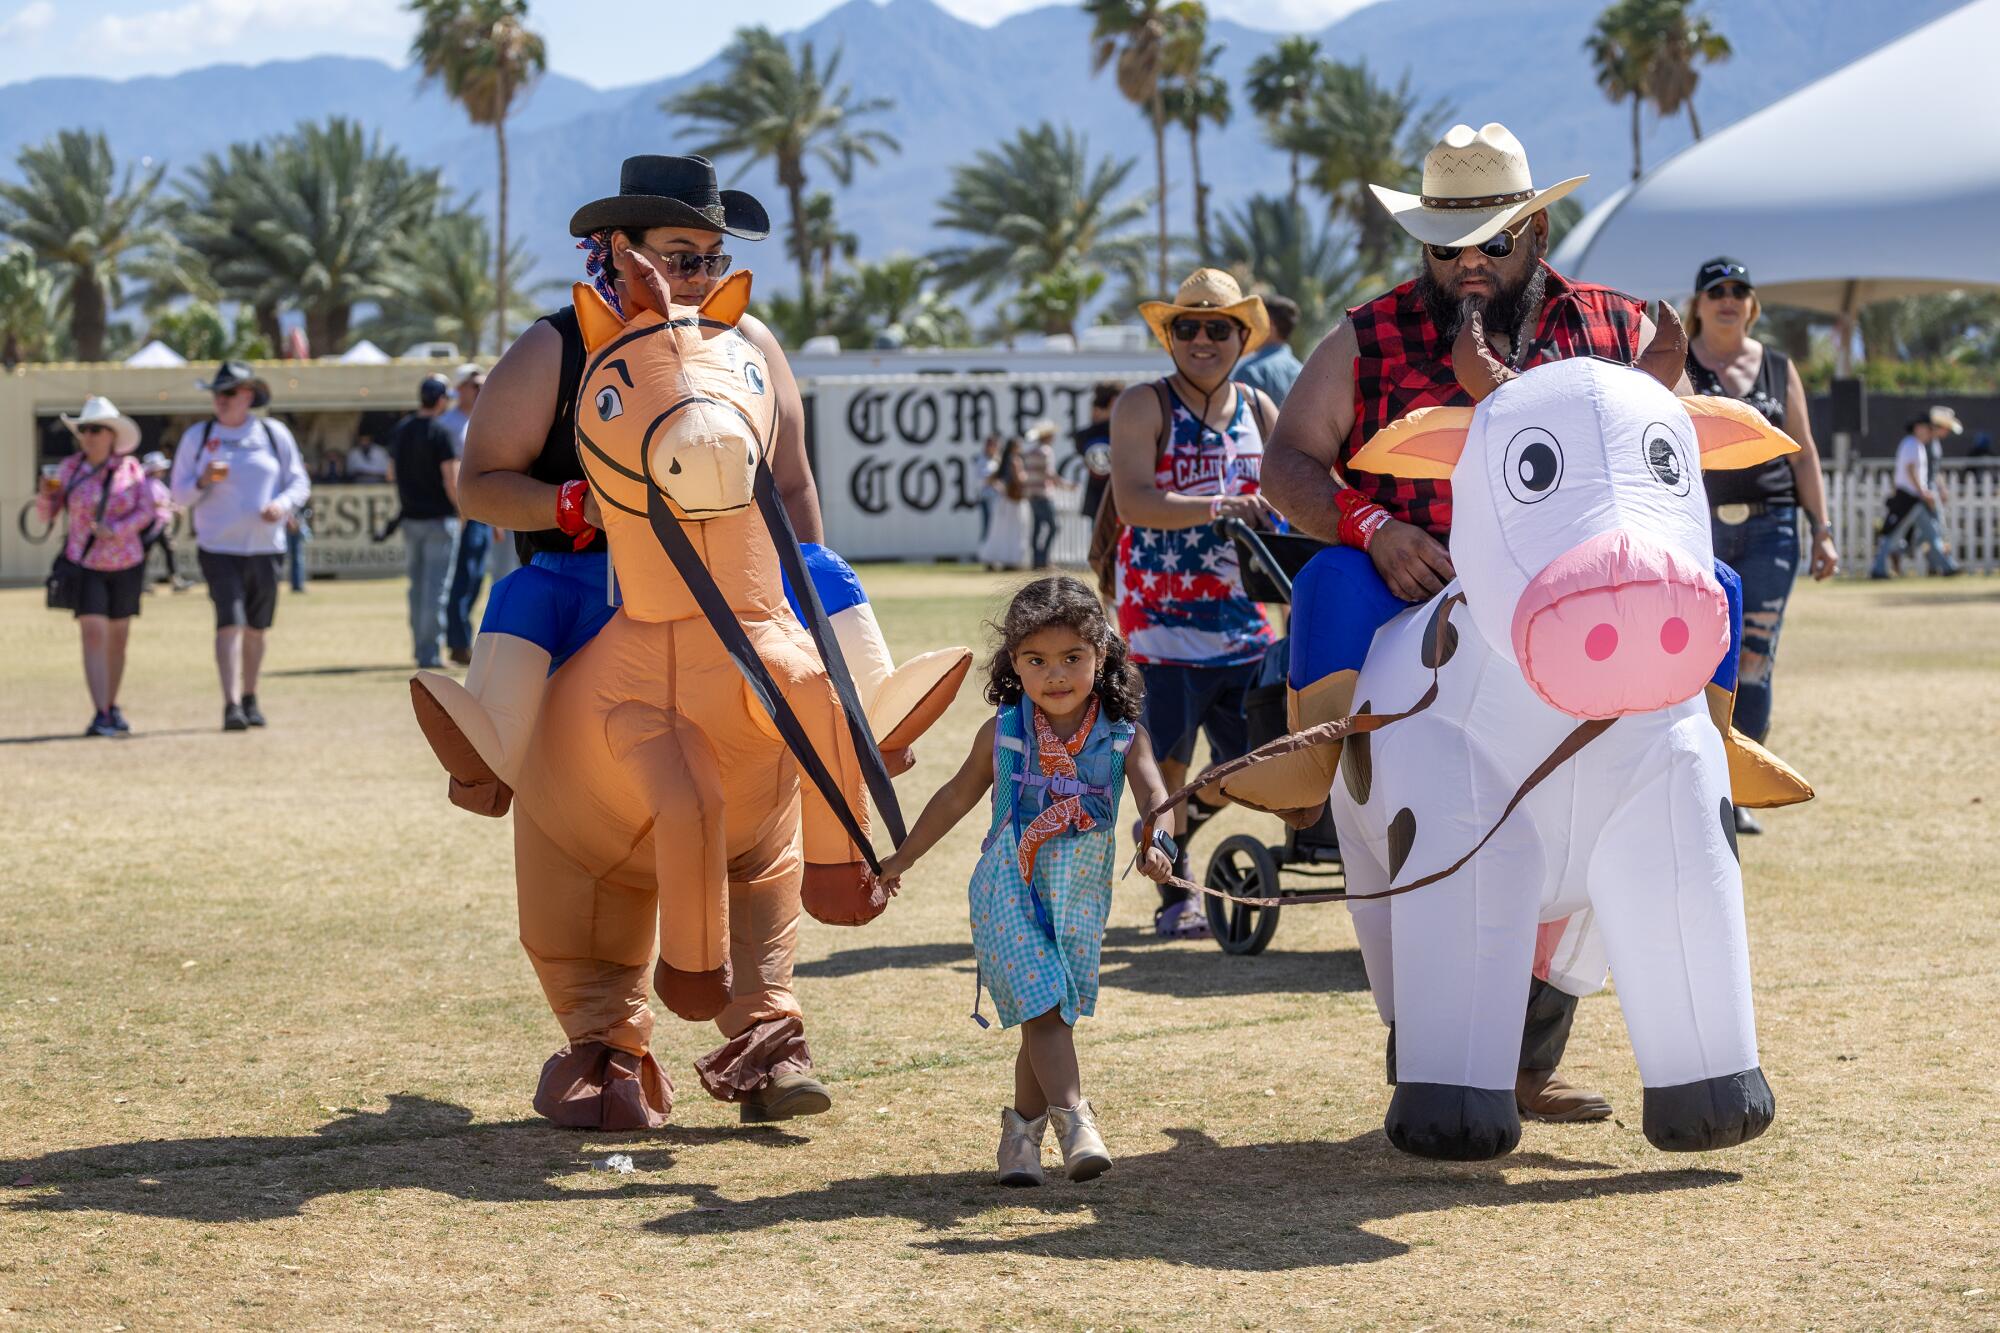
[1340, 263, 1646, 538]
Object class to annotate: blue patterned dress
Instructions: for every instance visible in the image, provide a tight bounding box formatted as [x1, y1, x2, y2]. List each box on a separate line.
[968, 698, 1134, 1029]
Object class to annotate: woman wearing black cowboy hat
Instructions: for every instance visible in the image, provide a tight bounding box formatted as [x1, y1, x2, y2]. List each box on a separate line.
[435, 155, 838, 1124]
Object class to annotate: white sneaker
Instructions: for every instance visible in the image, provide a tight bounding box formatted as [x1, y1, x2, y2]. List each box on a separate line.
[997, 1107, 1047, 1187]
[1047, 1099, 1111, 1181]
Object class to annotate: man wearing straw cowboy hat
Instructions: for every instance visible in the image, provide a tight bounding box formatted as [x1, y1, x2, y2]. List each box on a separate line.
[1260, 122, 1680, 1123]
[1104, 267, 1282, 938]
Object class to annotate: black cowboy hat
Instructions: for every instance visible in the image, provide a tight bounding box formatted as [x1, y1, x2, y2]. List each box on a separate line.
[568, 155, 771, 241]
[197, 359, 271, 409]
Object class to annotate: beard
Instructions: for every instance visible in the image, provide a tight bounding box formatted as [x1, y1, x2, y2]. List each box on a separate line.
[1417, 255, 1549, 365]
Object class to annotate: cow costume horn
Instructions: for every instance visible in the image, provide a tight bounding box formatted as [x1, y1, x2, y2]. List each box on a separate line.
[1637, 300, 1687, 390]
[1453, 309, 1516, 402]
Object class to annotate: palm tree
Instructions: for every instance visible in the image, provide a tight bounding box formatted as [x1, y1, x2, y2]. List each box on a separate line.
[173, 142, 288, 350]
[0, 246, 59, 365]
[1213, 193, 1361, 348]
[809, 255, 971, 348]
[0, 130, 170, 361]
[1640, 0, 1731, 140]
[1245, 35, 1321, 210]
[367, 202, 536, 356]
[1083, 0, 1209, 292]
[1586, 0, 1654, 180]
[1163, 45, 1231, 263]
[668, 26, 899, 310]
[786, 190, 859, 290]
[929, 123, 1151, 320]
[408, 0, 547, 351]
[1012, 262, 1107, 339]
[1277, 60, 1444, 279]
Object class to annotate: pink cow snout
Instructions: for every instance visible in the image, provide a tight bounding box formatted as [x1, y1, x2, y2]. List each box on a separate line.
[1511, 529, 1729, 720]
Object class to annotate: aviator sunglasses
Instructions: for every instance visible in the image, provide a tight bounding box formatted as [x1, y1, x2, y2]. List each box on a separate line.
[629, 244, 734, 279]
[1170, 317, 1242, 342]
[1427, 216, 1533, 264]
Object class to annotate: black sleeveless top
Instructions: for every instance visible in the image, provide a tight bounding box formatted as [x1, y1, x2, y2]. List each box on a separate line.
[1688, 343, 1798, 507]
[515, 305, 609, 559]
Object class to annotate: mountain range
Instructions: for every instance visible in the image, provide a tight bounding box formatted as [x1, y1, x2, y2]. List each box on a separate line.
[0, 0, 1970, 305]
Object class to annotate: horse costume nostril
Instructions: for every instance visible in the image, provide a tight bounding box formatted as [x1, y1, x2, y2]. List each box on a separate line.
[668, 458, 682, 476]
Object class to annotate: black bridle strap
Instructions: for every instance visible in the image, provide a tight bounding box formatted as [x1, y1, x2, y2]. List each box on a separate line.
[644, 482, 884, 874]
[752, 459, 907, 844]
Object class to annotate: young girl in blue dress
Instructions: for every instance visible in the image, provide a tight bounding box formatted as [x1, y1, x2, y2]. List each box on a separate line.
[879, 576, 1174, 1186]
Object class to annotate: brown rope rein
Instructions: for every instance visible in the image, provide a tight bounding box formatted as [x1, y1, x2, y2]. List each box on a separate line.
[1134, 595, 1615, 909]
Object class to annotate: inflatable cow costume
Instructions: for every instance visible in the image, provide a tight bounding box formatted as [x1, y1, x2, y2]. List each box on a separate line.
[1214, 309, 1810, 1160]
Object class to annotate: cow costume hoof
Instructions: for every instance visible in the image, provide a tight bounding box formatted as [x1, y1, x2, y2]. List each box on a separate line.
[533, 1043, 672, 1130]
[1385, 1083, 1521, 1161]
[1641, 1068, 1775, 1151]
[654, 960, 732, 1022]
[802, 861, 888, 925]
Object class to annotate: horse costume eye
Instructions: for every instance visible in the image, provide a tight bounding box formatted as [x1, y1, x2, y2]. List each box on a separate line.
[1644, 423, 1691, 494]
[595, 386, 624, 422]
[1503, 427, 1563, 504]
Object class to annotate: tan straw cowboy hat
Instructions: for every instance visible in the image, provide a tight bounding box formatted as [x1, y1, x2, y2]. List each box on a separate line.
[1369, 122, 1587, 250]
[1138, 268, 1270, 351]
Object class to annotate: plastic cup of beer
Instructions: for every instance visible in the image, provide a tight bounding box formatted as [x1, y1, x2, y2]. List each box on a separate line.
[40, 463, 62, 493]
[206, 456, 230, 484]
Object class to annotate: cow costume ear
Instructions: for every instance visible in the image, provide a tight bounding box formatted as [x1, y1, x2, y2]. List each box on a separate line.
[698, 271, 754, 327]
[1681, 395, 1801, 471]
[573, 282, 627, 354]
[1345, 405, 1473, 479]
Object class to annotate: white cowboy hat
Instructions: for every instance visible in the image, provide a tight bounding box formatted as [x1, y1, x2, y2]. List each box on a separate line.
[1369, 122, 1587, 250]
[1930, 405, 1964, 435]
[1138, 268, 1270, 352]
[61, 396, 141, 454]
[453, 362, 485, 386]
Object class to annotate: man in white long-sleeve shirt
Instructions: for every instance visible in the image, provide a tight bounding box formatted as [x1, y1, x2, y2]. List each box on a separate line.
[170, 361, 312, 731]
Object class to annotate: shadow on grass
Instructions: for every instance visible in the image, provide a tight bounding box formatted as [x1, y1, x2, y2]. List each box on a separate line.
[1, 1094, 808, 1223]
[263, 664, 428, 678]
[643, 1128, 1738, 1269]
[1871, 587, 2000, 607]
[797, 932, 1365, 998]
[0, 728, 211, 747]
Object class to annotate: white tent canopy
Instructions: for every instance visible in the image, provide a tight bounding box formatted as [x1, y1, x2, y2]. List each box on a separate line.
[336, 339, 391, 365]
[123, 339, 187, 368]
[1553, 0, 2000, 322]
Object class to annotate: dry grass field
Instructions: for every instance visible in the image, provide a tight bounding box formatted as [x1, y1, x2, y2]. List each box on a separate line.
[0, 566, 1995, 1330]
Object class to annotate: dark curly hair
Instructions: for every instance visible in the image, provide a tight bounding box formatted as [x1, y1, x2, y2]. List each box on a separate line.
[983, 575, 1143, 722]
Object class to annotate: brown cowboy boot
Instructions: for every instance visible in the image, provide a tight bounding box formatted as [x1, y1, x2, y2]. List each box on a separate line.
[1517, 978, 1612, 1122]
[1516, 1068, 1613, 1122]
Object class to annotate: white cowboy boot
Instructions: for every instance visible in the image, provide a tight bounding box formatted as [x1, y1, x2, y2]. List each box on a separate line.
[1046, 1100, 1111, 1181]
[997, 1107, 1047, 1187]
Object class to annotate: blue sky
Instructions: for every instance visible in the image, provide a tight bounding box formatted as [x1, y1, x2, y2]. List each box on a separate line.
[0, 0, 1384, 90]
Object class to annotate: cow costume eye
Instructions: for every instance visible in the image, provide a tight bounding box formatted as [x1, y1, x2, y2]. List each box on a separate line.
[1643, 422, 1692, 495]
[1503, 427, 1563, 504]
[595, 385, 624, 422]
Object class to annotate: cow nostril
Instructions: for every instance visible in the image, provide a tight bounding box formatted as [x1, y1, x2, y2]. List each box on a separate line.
[1585, 623, 1618, 661]
[1659, 616, 1689, 654]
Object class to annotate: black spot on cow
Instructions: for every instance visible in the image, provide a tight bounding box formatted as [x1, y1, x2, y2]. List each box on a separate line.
[1720, 797, 1739, 862]
[1387, 806, 1417, 878]
[1344, 701, 1374, 804]
[1420, 601, 1460, 669]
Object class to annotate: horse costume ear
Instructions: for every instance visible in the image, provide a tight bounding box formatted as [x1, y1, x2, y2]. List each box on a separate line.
[1682, 395, 1801, 471]
[1345, 405, 1473, 479]
[573, 282, 627, 354]
[699, 271, 754, 327]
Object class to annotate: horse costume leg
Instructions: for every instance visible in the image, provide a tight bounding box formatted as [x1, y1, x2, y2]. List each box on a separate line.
[514, 811, 672, 1130]
[695, 806, 814, 1104]
[787, 673, 886, 927]
[1587, 717, 1774, 1151]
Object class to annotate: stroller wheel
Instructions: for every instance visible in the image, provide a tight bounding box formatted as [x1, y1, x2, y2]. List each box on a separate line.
[1204, 834, 1283, 956]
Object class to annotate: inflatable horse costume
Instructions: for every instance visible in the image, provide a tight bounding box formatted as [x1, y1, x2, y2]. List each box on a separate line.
[1207, 309, 1811, 1160]
[412, 274, 968, 1128]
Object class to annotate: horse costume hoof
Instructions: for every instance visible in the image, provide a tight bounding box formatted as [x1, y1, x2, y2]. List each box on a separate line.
[802, 862, 888, 925]
[1385, 1083, 1521, 1160]
[532, 1043, 672, 1130]
[1642, 1068, 1775, 1151]
[654, 960, 733, 1022]
[448, 774, 512, 817]
[411, 677, 511, 818]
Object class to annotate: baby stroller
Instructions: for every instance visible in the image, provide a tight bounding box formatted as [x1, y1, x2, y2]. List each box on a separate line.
[1201, 519, 1345, 955]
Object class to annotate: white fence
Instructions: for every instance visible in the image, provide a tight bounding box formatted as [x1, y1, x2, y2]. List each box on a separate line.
[1827, 458, 2000, 574]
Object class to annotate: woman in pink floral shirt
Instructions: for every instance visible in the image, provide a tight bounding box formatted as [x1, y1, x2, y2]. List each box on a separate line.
[35, 397, 154, 737]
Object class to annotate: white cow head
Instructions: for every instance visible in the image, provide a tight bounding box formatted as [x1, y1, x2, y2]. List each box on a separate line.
[1349, 308, 1797, 720]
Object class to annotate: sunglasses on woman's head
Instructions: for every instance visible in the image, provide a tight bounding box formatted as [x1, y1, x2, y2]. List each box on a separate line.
[1706, 282, 1752, 300]
[1171, 317, 1240, 342]
[1427, 217, 1533, 264]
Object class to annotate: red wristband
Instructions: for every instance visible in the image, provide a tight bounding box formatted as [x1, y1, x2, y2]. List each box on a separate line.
[556, 479, 596, 550]
[1334, 488, 1391, 551]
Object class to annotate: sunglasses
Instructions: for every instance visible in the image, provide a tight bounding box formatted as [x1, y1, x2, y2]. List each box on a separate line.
[631, 245, 733, 279]
[1170, 317, 1242, 343]
[1427, 217, 1533, 264]
[75, 424, 114, 437]
[1705, 282, 1753, 300]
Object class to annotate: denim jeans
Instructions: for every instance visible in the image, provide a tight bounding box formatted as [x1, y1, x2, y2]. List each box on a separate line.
[403, 516, 459, 668]
[1710, 505, 1799, 743]
[445, 519, 492, 652]
[1870, 498, 1958, 577]
[285, 521, 309, 591]
[1028, 495, 1057, 568]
